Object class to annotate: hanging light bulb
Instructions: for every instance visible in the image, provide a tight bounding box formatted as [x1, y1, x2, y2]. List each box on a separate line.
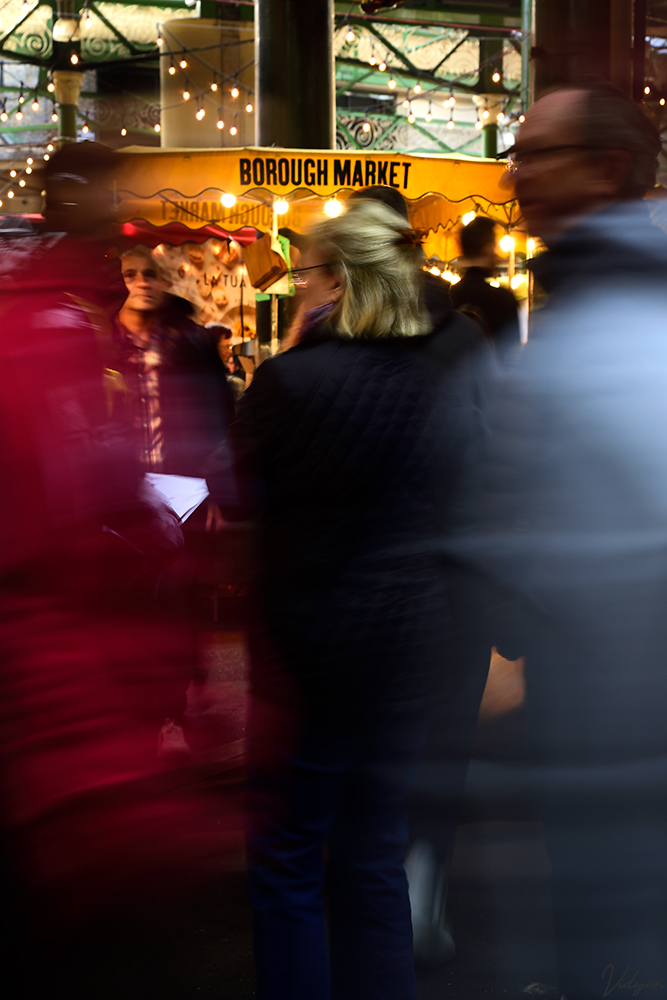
[379, 60, 386, 72]
[84, 9, 92, 28]
[362, 120, 371, 132]
[499, 234, 515, 252]
[217, 110, 224, 129]
[82, 123, 89, 133]
[26, 166, 32, 174]
[19, 179, 26, 187]
[369, 54, 376, 67]
[231, 84, 240, 99]
[414, 83, 421, 94]
[518, 114, 525, 123]
[47, 143, 53, 151]
[47, 81, 55, 93]
[388, 78, 396, 89]
[407, 105, 416, 124]
[230, 123, 238, 136]
[644, 85, 651, 95]
[16, 109, 23, 121]
[346, 28, 354, 42]
[475, 110, 482, 129]
[246, 101, 253, 113]
[7, 189, 14, 198]
[324, 197, 343, 218]
[18, 90, 24, 104]
[51, 109, 58, 122]
[425, 103, 432, 123]
[196, 106, 205, 120]
[31, 98, 39, 111]
[0, 110, 7, 122]
[273, 199, 289, 215]
[661, 98, 666, 106]
[70, 53, 79, 65]
[221, 192, 236, 208]
[154, 122, 161, 132]
[402, 96, 410, 109]
[446, 116, 454, 130]
[182, 89, 190, 101]
[482, 108, 489, 119]
[121, 127, 127, 136]
[211, 78, 218, 92]
[27, 157, 33, 164]
[168, 61, 176, 75]
[157, 32, 163, 46]
[10, 170, 16, 177]
[492, 71, 501, 83]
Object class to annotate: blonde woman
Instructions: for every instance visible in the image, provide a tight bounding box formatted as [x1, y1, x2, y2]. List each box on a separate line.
[213, 199, 490, 1000]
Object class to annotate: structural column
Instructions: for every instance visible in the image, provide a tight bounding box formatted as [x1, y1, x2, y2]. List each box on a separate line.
[254, 0, 335, 347]
[255, 0, 335, 148]
[531, 0, 642, 100]
[53, 70, 83, 142]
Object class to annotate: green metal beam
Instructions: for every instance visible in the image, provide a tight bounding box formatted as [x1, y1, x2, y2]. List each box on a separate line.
[89, 2, 141, 56]
[336, 56, 479, 94]
[0, 1, 48, 51]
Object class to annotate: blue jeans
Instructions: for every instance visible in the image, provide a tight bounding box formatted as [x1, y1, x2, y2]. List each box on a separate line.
[246, 696, 430, 1000]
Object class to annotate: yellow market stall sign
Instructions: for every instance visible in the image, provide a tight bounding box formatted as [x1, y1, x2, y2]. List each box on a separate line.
[116, 146, 523, 265]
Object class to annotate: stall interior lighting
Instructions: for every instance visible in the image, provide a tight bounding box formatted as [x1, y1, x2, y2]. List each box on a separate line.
[324, 197, 343, 217]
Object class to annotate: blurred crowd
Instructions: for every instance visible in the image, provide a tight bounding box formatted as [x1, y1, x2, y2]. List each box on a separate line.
[0, 80, 666, 1000]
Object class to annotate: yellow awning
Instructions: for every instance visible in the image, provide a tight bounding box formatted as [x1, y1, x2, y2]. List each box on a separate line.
[116, 146, 522, 258]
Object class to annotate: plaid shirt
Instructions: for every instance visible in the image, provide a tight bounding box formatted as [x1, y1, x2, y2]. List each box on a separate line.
[117, 325, 165, 472]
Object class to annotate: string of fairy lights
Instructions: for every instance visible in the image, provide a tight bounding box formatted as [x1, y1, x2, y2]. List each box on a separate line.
[0, 9, 524, 147]
[337, 22, 525, 141]
[0, 11, 525, 207]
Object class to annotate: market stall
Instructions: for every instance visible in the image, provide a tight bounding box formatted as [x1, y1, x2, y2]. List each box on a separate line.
[115, 146, 523, 336]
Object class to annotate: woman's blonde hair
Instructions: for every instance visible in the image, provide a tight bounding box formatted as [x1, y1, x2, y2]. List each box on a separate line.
[307, 198, 430, 339]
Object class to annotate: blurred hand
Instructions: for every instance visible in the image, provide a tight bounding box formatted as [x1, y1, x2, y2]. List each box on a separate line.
[205, 502, 226, 533]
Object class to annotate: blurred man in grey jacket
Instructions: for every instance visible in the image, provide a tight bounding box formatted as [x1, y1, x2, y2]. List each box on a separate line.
[461, 83, 667, 1000]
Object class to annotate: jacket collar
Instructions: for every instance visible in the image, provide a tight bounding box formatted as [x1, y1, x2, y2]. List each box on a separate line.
[528, 200, 667, 296]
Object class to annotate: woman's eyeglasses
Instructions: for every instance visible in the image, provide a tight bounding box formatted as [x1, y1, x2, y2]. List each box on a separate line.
[291, 263, 332, 287]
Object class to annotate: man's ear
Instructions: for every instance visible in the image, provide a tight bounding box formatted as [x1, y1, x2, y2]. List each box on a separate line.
[591, 149, 632, 198]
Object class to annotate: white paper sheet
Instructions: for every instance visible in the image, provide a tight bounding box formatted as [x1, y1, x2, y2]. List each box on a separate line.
[144, 473, 210, 522]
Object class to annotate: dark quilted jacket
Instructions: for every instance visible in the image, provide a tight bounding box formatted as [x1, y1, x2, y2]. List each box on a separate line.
[216, 309, 491, 704]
